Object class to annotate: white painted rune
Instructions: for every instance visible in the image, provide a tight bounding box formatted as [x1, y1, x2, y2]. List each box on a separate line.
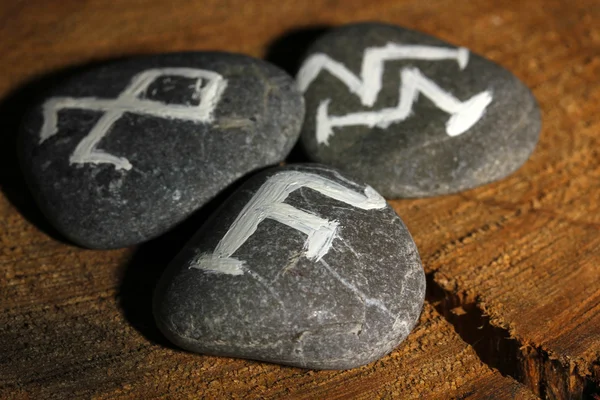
[191, 171, 387, 276]
[296, 43, 493, 145]
[40, 68, 228, 170]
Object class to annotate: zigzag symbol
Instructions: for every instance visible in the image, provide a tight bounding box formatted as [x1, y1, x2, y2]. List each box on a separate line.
[297, 43, 493, 145]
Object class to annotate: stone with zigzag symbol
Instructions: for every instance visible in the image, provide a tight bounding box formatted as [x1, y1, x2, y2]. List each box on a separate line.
[298, 23, 541, 198]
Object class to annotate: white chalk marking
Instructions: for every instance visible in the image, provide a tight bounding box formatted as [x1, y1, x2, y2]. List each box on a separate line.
[296, 43, 492, 145]
[40, 68, 228, 170]
[298, 44, 469, 107]
[191, 171, 386, 276]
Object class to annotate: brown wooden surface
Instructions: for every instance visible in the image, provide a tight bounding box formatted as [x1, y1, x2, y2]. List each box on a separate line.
[0, 0, 598, 399]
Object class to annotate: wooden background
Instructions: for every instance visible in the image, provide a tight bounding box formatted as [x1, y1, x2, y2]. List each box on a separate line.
[1, 0, 599, 398]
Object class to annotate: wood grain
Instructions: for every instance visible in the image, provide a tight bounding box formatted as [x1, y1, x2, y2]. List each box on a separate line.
[0, 295, 534, 399]
[0, 0, 598, 398]
[386, 1, 600, 397]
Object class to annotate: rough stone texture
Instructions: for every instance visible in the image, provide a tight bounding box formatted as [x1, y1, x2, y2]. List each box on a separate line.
[298, 22, 541, 198]
[154, 164, 426, 369]
[19, 52, 304, 249]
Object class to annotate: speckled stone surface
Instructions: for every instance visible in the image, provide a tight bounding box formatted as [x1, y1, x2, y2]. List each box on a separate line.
[19, 52, 304, 248]
[153, 164, 425, 370]
[297, 23, 541, 198]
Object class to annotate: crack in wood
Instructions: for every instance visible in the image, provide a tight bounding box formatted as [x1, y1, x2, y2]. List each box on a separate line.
[425, 272, 600, 399]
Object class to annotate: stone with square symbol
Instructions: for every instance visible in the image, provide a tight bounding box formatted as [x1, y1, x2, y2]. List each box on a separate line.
[298, 23, 541, 198]
[19, 52, 305, 248]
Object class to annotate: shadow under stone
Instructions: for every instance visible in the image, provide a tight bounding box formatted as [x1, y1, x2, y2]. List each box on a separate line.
[264, 25, 331, 165]
[0, 59, 129, 244]
[117, 170, 254, 347]
[264, 25, 331, 77]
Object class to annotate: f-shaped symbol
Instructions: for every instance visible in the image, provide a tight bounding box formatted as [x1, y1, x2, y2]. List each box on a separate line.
[191, 171, 387, 276]
[40, 68, 228, 170]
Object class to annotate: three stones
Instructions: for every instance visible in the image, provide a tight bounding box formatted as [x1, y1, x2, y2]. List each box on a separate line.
[17, 23, 540, 369]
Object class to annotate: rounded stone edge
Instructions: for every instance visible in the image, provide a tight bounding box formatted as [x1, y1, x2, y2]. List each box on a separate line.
[17, 52, 306, 249]
[296, 22, 543, 198]
[152, 163, 427, 370]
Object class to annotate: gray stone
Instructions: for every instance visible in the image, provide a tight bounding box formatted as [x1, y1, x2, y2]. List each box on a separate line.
[153, 164, 425, 370]
[19, 52, 304, 248]
[297, 22, 541, 197]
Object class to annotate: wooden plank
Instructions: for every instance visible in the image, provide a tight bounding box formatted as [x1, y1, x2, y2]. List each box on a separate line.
[0, 286, 534, 400]
[387, 2, 600, 397]
[0, 0, 597, 398]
